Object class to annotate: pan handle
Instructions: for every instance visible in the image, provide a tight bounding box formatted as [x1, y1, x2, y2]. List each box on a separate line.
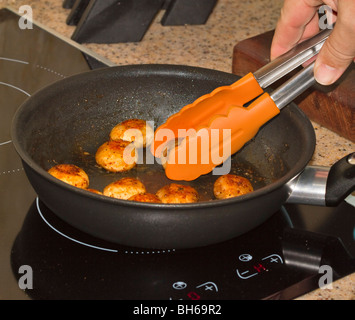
[325, 153, 355, 206]
[286, 153, 355, 207]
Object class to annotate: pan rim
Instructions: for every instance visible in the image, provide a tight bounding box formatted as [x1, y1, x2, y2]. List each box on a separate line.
[11, 64, 316, 210]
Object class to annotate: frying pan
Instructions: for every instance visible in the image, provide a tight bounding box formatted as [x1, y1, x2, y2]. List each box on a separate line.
[11, 64, 355, 249]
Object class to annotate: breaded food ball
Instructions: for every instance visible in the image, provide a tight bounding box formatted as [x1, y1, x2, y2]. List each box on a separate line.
[128, 193, 162, 203]
[48, 164, 89, 189]
[87, 188, 103, 195]
[213, 174, 253, 199]
[156, 183, 199, 204]
[110, 118, 154, 148]
[95, 139, 137, 172]
[103, 177, 146, 200]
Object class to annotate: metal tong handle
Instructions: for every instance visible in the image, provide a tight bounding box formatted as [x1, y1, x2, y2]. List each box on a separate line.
[254, 27, 332, 88]
[270, 61, 316, 110]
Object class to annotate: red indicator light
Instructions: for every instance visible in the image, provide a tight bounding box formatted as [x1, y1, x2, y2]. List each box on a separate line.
[253, 263, 266, 273]
[187, 291, 201, 300]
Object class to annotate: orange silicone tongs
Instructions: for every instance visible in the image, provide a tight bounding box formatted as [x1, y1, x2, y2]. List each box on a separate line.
[151, 28, 332, 181]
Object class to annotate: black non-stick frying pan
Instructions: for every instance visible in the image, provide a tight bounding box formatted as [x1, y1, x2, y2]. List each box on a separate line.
[11, 64, 355, 249]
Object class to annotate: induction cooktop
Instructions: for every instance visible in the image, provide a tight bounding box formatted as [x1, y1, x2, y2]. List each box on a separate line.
[1, 7, 354, 300]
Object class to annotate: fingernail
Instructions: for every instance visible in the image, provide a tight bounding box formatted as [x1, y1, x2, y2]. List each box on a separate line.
[314, 63, 341, 85]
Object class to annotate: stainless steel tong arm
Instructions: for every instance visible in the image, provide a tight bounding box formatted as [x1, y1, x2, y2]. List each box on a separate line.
[253, 27, 332, 88]
[270, 61, 316, 110]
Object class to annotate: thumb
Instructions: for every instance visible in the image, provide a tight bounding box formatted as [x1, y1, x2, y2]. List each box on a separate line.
[314, 9, 355, 85]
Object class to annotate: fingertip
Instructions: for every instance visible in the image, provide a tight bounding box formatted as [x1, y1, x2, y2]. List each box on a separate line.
[314, 61, 344, 85]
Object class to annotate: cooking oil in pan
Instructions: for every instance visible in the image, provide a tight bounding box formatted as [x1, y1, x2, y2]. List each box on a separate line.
[63, 146, 270, 202]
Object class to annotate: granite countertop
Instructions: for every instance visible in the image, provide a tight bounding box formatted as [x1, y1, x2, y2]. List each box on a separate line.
[2, 0, 354, 300]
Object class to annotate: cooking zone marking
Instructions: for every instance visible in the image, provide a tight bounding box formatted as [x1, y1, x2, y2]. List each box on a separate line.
[0, 81, 31, 97]
[35, 197, 175, 255]
[35, 64, 66, 78]
[0, 80, 30, 146]
[0, 57, 31, 147]
[0, 141, 13, 146]
[35, 197, 119, 253]
[0, 57, 64, 161]
[0, 57, 29, 64]
[0, 168, 24, 175]
[0, 80, 30, 147]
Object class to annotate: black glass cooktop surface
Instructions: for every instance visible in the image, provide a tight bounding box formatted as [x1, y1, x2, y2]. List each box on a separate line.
[0, 7, 354, 300]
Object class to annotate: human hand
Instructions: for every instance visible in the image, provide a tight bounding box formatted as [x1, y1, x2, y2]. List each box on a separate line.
[270, 0, 355, 85]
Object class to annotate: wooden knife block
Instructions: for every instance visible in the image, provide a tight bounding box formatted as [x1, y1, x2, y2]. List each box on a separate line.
[232, 30, 354, 142]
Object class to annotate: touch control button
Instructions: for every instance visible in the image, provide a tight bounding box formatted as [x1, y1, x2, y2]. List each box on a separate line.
[236, 253, 284, 280]
[262, 254, 283, 264]
[238, 253, 253, 262]
[170, 281, 219, 300]
[172, 281, 187, 290]
[196, 281, 218, 292]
